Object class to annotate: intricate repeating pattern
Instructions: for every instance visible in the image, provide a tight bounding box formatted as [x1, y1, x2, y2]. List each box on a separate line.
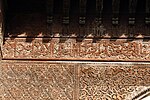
[2, 38, 150, 61]
[1, 62, 75, 100]
[79, 64, 150, 100]
[1, 61, 150, 100]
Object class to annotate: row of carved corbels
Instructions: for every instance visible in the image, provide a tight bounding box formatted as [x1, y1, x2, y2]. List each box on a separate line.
[46, 0, 150, 26]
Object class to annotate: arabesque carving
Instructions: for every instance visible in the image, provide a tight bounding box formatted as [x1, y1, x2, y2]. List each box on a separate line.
[2, 38, 150, 61]
[1, 61, 150, 100]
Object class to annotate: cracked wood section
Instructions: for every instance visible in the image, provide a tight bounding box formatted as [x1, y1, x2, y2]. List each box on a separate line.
[2, 38, 150, 61]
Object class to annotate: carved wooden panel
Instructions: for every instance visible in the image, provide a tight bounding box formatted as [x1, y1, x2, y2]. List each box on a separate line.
[2, 38, 150, 61]
[1, 61, 150, 100]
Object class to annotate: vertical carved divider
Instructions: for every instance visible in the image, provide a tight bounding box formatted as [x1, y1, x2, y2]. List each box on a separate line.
[128, 0, 138, 25]
[112, 0, 120, 25]
[79, 0, 87, 25]
[96, 0, 104, 24]
[0, 0, 3, 59]
[63, 0, 70, 24]
[0, 1, 3, 99]
[46, 0, 54, 35]
[146, 0, 150, 24]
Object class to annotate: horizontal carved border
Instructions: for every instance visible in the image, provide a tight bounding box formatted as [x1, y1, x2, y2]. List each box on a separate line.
[1, 61, 150, 100]
[2, 38, 150, 61]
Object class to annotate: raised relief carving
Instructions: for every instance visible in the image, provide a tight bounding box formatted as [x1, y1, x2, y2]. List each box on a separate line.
[1, 62, 75, 100]
[1, 62, 150, 100]
[79, 64, 150, 100]
[2, 38, 150, 61]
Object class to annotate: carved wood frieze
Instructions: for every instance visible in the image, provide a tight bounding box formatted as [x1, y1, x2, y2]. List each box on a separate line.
[1, 61, 150, 100]
[2, 38, 150, 61]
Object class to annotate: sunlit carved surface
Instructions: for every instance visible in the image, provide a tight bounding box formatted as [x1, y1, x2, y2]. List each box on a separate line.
[142, 96, 150, 100]
[2, 38, 150, 61]
[1, 61, 75, 100]
[1, 61, 150, 100]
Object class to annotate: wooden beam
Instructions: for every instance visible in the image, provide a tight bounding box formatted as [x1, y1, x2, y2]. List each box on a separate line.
[128, 0, 138, 25]
[79, 0, 87, 24]
[96, 0, 104, 24]
[46, 0, 54, 24]
[63, 0, 70, 24]
[112, 0, 120, 25]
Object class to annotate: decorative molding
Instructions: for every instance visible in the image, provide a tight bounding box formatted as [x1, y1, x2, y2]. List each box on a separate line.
[2, 38, 150, 61]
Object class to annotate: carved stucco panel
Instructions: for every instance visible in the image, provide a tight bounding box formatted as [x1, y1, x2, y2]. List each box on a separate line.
[1, 61, 150, 100]
[2, 38, 150, 61]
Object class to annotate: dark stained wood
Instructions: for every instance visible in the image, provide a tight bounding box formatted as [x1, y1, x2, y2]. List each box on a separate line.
[129, 0, 138, 14]
[128, 0, 138, 25]
[112, 0, 120, 15]
[112, 0, 120, 25]
[79, 0, 87, 24]
[145, 0, 150, 24]
[96, 0, 103, 24]
[46, 0, 54, 24]
[63, 0, 70, 24]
